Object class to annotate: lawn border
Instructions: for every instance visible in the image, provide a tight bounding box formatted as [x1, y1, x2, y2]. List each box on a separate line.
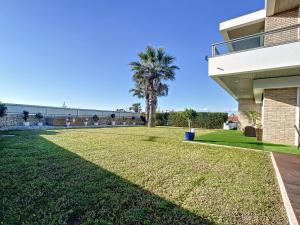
[271, 153, 299, 225]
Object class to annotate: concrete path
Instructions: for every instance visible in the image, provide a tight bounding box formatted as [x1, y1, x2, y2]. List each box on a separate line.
[273, 153, 300, 224]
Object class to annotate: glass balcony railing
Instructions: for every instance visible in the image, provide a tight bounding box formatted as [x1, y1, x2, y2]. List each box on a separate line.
[211, 24, 300, 57]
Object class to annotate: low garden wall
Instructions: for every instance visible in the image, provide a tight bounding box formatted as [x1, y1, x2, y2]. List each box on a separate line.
[0, 103, 142, 128]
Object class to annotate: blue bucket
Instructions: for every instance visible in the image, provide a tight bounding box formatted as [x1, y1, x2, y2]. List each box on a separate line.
[185, 131, 195, 141]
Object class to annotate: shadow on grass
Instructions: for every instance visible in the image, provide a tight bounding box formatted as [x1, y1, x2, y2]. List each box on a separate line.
[143, 136, 159, 142]
[0, 130, 215, 224]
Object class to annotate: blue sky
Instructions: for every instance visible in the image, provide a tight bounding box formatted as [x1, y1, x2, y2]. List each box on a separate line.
[0, 0, 264, 112]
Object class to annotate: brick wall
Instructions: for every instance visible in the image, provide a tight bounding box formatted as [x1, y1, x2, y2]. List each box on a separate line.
[264, 8, 299, 46]
[263, 88, 297, 145]
[238, 99, 262, 130]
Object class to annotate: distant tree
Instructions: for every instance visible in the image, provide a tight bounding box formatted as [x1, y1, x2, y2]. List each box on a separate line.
[35, 112, 43, 122]
[22, 111, 29, 122]
[92, 115, 99, 122]
[130, 103, 142, 113]
[0, 102, 7, 118]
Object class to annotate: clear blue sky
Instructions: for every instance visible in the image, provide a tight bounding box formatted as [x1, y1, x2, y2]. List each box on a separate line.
[0, 0, 264, 112]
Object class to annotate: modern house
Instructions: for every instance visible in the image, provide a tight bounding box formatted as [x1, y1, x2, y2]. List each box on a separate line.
[209, 0, 300, 145]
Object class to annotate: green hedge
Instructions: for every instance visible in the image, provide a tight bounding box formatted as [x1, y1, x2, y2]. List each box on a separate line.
[160, 112, 228, 129]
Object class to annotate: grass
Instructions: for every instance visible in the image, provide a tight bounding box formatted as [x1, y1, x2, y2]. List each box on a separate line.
[0, 127, 288, 225]
[196, 129, 300, 155]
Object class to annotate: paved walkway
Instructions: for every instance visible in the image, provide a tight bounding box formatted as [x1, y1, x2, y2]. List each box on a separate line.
[273, 153, 300, 224]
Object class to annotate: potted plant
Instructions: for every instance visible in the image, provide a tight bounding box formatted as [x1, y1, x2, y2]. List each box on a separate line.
[35, 112, 43, 126]
[122, 117, 126, 125]
[131, 116, 136, 125]
[92, 115, 99, 126]
[247, 111, 262, 140]
[83, 118, 88, 126]
[66, 115, 71, 128]
[111, 114, 116, 126]
[0, 102, 7, 128]
[183, 108, 197, 141]
[22, 110, 30, 127]
[0, 102, 7, 118]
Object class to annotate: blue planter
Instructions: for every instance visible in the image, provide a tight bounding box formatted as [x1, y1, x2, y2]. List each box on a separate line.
[185, 131, 195, 141]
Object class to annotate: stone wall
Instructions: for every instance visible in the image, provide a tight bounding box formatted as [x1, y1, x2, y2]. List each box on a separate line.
[264, 8, 299, 46]
[238, 99, 262, 130]
[263, 88, 297, 145]
[46, 116, 142, 126]
[0, 114, 142, 128]
[0, 115, 45, 127]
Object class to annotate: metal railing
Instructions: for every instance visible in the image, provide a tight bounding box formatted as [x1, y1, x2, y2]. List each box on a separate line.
[211, 24, 300, 57]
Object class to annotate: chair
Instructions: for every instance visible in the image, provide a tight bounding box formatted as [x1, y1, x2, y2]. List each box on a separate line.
[294, 125, 300, 149]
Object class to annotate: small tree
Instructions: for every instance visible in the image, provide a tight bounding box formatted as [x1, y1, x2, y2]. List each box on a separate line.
[92, 115, 99, 122]
[35, 112, 43, 122]
[247, 111, 258, 127]
[183, 108, 197, 132]
[66, 114, 71, 122]
[0, 102, 7, 118]
[111, 114, 115, 120]
[22, 111, 29, 122]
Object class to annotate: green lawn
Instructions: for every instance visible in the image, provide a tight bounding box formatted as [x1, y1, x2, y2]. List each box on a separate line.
[196, 129, 300, 155]
[0, 127, 288, 225]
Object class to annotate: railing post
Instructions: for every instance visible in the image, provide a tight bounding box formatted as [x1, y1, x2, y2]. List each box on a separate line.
[212, 45, 216, 57]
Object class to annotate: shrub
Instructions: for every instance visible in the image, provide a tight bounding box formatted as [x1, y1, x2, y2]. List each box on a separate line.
[155, 112, 170, 126]
[35, 112, 43, 121]
[23, 111, 29, 122]
[0, 102, 7, 117]
[140, 114, 146, 125]
[168, 112, 228, 129]
[92, 115, 99, 122]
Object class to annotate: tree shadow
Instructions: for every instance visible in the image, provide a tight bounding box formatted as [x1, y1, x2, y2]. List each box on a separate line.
[143, 136, 159, 142]
[0, 131, 216, 225]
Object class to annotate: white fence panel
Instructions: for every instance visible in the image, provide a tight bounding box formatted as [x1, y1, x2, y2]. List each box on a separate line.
[5, 103, 140, 118]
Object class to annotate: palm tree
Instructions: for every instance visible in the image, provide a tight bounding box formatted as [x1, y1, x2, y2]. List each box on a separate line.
[130, 103, 142, 113]
[129, 46, 179, 127]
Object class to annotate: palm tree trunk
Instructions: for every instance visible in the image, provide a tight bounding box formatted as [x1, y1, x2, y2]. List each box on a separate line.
[148, 94, 156, 128]
[145, 95, 149, 123]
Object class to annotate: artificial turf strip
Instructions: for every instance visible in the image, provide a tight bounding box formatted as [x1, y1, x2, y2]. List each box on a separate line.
[196, 129, 300, 155]
[0, 127, 288, 224]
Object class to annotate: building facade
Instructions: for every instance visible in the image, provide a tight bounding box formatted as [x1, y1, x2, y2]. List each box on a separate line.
[209, 0, 300, 145]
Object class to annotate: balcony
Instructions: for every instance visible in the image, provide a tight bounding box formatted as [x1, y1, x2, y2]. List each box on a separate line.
[211, 24, 300, 57]
[209, 24, 300, 77]
[208, 24, 300, 101]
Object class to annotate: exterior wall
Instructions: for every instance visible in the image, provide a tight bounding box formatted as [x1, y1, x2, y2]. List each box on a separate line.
[263, 88, 297, 145]
[238, 99, 262, 130]
[264, 8, 299, 46]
